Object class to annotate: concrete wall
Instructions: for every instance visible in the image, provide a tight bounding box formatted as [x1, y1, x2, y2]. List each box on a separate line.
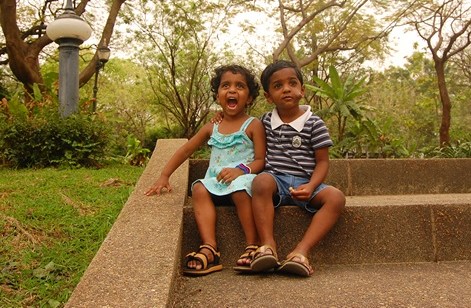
[189, 158, 471, 196]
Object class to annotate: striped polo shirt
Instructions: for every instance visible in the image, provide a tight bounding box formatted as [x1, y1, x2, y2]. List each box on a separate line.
[261, 105, 333, 179]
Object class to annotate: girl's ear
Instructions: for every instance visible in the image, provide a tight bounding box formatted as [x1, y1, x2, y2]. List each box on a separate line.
[246, 96, 253, 106]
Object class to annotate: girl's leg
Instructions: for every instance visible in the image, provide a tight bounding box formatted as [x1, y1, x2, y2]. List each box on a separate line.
[189, 182, 218, 269]
[232, 190, 259, 246]
[251, 173, 278, 250]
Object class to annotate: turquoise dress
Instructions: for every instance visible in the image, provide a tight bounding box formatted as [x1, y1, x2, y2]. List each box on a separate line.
[192, 117, 257, 197]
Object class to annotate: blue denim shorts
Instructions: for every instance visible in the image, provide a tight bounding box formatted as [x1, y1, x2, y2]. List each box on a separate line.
[264, 172, 328, 213]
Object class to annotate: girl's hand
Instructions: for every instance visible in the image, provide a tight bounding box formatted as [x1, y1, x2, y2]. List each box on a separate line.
[289, 184, 314, 201]
[145, 176, 172, 196]
[216, 167, 244, 184]
[210, 111, 224, 124]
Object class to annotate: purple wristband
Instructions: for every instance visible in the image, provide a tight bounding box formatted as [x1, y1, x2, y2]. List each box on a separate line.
[236, 163, 251, 174]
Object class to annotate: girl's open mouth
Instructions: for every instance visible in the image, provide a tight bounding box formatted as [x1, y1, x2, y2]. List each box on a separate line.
[227, 97, 238, 109]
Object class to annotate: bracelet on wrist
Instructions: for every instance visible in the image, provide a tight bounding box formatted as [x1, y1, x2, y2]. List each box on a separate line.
[236, 163, 251, 174]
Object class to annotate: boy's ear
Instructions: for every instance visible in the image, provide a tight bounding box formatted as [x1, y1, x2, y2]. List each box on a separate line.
[264, 92, 274, 104]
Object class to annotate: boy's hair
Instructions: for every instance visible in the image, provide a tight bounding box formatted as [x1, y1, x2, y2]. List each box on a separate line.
[260, 60, 304, 92]
[210, 65, 260, 103]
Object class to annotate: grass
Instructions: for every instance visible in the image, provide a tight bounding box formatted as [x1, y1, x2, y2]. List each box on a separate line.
[0, 164, 144, 308]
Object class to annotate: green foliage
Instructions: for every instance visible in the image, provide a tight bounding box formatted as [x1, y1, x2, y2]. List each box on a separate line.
[420, 141, 471, 158]
[1, 114, 110, 169]
[308, 65, 370, 141]
[125, 135, 150, 166]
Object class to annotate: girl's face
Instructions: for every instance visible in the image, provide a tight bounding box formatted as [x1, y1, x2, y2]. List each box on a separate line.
[216, 71, 252, 117]
[264, 67, 304, 109]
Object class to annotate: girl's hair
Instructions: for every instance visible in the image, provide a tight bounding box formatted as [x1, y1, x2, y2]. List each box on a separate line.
[210, 65, 260, 103]
[260, 60, 304, 92]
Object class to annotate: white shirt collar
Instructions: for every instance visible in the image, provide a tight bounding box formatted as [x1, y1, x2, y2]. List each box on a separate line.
[270, 105, 312, 132]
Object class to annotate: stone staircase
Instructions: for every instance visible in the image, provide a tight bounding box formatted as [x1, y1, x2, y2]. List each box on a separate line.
[65, 139, 471, 308]
[184, 159, 471, 266]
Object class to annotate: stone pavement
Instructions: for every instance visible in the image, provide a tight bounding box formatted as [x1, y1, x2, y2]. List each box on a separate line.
[171, 261, 471, 307]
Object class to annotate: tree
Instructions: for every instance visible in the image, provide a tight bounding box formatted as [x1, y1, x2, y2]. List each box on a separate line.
[124, 0, 256, 138]
[0, 0, 126, 101]
[270, 0, 392, 68]
[406, 0, 471, 146]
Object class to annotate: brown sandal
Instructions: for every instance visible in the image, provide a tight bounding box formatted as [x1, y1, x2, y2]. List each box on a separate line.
[183, 244, 223, 276]
[250, 245, 280, 272]
[233, 244, 259, 272]
[277, 253, 314, 277]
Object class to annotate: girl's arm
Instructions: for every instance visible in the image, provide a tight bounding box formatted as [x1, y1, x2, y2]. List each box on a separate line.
[145, 123, 213, 196]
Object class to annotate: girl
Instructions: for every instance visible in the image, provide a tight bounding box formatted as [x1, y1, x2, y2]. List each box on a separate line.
[145, 65, 265, 276]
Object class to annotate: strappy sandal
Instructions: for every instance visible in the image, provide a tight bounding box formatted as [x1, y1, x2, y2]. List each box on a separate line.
[183, 244, 223, 276]
[233, 244, 259, 272]
[277, 253, 314, 277]
[250, 244, 280, 273]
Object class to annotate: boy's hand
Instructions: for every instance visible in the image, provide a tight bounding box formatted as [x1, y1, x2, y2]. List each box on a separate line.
[210, 111, 224, 124]
[145, 176, 172, 196]
[216, 167, 244, 184]
[289, 185, 313, 201]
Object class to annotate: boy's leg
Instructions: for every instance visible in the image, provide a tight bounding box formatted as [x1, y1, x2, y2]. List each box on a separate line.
[288, 186, 345, 259]
[251, 173, 278, 250]
[189, 182, 218, 269]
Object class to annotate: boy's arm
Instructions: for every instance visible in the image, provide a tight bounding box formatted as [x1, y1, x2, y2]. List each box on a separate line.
[290, 147, 330, 201]
[246, 119, 266, 174]
[145, 123, 212, 196]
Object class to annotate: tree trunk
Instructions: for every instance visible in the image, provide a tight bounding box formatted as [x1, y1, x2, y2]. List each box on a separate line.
[0, 0, 126, 101]
[434, 60, 451, 147]
[0, 0, 48, 97]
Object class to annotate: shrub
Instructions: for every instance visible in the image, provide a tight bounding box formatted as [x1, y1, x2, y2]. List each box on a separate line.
[1, 114, 110, 168]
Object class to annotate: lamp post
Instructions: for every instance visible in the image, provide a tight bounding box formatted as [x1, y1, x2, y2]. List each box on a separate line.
[92, 45, 111, 112]
[46, 0, 92, 117]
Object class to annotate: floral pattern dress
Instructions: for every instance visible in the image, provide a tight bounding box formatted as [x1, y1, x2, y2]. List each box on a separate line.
[192, 117, 257, 196]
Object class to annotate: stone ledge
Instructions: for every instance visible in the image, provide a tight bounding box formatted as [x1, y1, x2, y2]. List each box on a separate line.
[66, 139, 189, 308]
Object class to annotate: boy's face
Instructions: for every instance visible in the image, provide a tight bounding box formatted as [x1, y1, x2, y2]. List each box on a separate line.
[264, 67, 304, 109]
[216, 71, 252, 116]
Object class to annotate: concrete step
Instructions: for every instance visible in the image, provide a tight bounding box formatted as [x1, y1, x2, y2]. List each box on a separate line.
[65, 140, 471, 307]
[182, 194, 471, 266]
[171, 261, 471, 307]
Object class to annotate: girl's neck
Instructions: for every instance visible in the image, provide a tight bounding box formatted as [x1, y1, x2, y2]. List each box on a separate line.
[218, 112, 249, 134]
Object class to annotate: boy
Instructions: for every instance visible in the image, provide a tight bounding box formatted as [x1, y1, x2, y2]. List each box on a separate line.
[249, 60, 346, 276]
